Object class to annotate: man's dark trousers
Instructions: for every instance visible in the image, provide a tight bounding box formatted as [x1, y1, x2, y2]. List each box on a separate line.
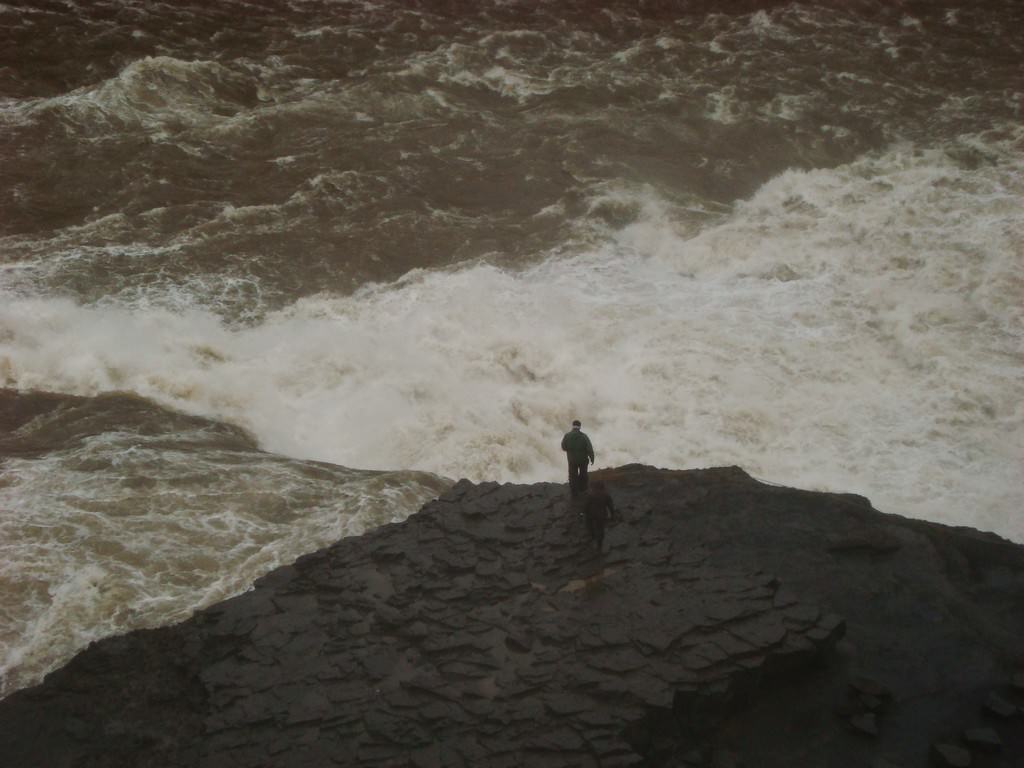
[568, 460, 588, 497]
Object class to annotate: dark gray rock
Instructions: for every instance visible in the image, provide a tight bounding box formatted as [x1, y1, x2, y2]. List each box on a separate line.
[850, 712, 879, 737]
[826, 530, 902, 554]
[859, 693, 884, 711]
[849, 675, 892, 700]
[931, 742, 971, 767]
[1, 465, 1023, 768]
[983, 692, 1017, 718]
[962, 726, 1001, 752]
[712, 748, 744, 767]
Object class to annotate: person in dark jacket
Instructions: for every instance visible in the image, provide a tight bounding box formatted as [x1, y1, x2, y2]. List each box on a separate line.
[582, 480, 616, 551]
[561, 419, 594, 497]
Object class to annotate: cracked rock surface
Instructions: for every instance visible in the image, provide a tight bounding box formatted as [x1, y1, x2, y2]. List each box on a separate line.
[1, 465, 1022, 767]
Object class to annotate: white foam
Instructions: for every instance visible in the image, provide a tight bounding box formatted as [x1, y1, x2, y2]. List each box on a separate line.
[1, 132, 1021, 548]
[18, 56, 246, 134]
[0, 428, 447, 696]
[8, 54, 344, 145]
[759, 92, 811, 122]
[747, 9, 794, 40]
[704, 87, 742, 124]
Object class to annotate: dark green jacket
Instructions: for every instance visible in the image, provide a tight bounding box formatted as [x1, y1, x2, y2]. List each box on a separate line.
[561, 429, 594, 464]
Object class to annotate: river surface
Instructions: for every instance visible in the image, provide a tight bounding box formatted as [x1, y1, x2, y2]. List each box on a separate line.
[1, 0, 1022, 697]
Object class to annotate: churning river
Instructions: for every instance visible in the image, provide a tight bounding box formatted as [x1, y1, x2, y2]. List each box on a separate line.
[1, 0, 1021, 697]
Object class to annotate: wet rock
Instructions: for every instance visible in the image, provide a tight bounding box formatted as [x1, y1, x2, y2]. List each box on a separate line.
[834, 699, 859, 718]
[860, 693, 884, 711]
[712, 749, 744, 767]
[826, 530, 901, 554]
[850, 712, 879, 737]
[1012, 671, 1024, 692]
[931, 742, 971, 767]
[681, 748, 707, 765]
[849, 675, 892, 700]
[983, 692, 1017, 718]
[62, 717, 89, 740]
[1, 465, 1022, 768]
[962, 727, 1001, 752]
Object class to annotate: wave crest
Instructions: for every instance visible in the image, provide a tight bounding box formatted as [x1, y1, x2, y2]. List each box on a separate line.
[24, 56, 260, 136]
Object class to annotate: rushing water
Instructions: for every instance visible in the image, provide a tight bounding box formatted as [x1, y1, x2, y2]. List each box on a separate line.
[1, 0, 1022, 698]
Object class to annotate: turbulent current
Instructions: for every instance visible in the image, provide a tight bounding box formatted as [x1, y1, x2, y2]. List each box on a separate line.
[1, 0, 1021, 698]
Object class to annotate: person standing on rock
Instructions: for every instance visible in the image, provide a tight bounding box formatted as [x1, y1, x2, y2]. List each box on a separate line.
[582, 480, 617, 552]
[561, 419, 594, 498]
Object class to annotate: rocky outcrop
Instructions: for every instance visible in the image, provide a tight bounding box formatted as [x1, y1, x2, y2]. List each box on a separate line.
[1, 465, 1022, 767]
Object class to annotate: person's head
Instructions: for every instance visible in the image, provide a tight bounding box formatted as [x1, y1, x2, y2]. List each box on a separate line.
[571, 419, 581, 429]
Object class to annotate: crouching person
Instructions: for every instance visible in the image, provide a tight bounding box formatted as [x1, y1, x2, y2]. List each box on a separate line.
[582, 480, 616, 552]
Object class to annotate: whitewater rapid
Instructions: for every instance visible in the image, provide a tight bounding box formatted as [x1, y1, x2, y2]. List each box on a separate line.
[4, 130, 1022, 541]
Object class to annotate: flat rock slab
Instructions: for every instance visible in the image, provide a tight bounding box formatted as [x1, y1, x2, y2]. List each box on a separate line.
[1012, 672, 1024, 692]
[962, 727, 1001, 753]
[850, 712, 879, 737]
[2, 465, 1023, 768]
[983, 692, 1017, 718]
[931, 743, 972, 767]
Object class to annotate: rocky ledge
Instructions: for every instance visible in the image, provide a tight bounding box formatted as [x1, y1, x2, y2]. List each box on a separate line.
[2, 465, 1023, 767]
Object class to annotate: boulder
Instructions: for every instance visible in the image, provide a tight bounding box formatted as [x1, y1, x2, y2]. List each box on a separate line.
[1, 465, 1023, 768]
